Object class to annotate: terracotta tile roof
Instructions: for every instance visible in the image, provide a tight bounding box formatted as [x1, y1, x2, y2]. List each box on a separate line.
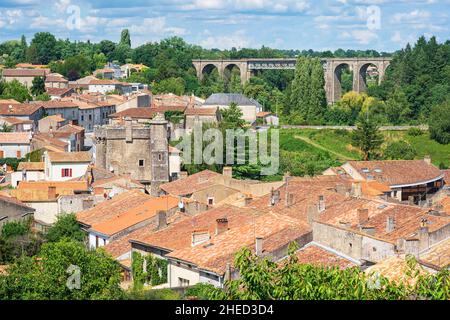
[0, 99, 20, 104]
[365, 256, 429, 285]
[91, 175, 145, 189]
[361, 180, 391, 197]
[17, 162, 45, 171]
[131, 205, 261, 252]
[91, 195, 179, 236]
[47, 151, 91, 163]
[0, 117, 33, 125]
[166, 212, 310, 274]
[45, 75, 68, 83]
[419, 238, 450, 269]
[185, 108, 218, 116]
[35, 100, 79, 109]
[2, 68, 49, 77]
[32, 133, 69, 149]
[347, 160, 443, 186]
[293, 244, 357, 269]
[248, 176, 349, 224]
[0, 132, 31, 144]
[442, 170, 450, 186]
[15, 63, 48, 69]
[0, 103, 42, 116]
[437, 196, 450, 214]
[42, 114, 66, 122]
[103, 212, 190, 258]
[13, 181, 89, 202]
[77, 190, 153, 227]
[46, 88, 73, 96]
[109, 108, 154, 120]
[316, 198, 450, 244]
[57, 123, 85, 134]
[160, 170, 221, 196]
[256, 111, 272, 118]
[89, 79, 130, 86]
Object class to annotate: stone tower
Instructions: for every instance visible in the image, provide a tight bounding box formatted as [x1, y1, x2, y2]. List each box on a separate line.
[93, 114, 169, 195]
[149, 113, 170, 196]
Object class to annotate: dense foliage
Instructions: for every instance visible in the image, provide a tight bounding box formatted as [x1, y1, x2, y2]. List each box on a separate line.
[45, 214, 86, 243]
[199, 246, 449, 300]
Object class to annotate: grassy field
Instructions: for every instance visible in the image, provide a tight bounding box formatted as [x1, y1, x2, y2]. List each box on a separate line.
[280, 129, 450, 168]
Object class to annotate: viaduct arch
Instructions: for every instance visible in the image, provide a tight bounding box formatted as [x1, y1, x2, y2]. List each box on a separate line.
[192, 58, 391, 104]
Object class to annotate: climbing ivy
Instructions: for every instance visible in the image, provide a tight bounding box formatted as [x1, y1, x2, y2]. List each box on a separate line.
[131, 252, 169, 288]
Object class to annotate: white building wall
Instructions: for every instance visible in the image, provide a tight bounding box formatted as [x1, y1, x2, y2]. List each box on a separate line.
[11, 171, 45, 187]
[169, 153, 181, 178]
[46, 162, 90, 181]
[30, 202, 59, 225]
[169, 262, 201, 288]
[88, 233, 109, 249]
[0, 143, 30, 158]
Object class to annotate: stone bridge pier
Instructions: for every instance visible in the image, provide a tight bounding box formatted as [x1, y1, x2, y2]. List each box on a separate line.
[193, 60, 251, 84]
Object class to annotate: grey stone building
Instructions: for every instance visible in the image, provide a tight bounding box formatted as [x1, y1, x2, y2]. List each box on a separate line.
[94, 113, 169, 196]
[0, 194, 35, 227]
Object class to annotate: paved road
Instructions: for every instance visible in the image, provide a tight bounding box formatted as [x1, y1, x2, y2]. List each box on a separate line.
[281, 125, 429, 131]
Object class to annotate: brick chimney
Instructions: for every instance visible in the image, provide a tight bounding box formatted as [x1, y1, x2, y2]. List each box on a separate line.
[215, 218, 229, 235]
[351, 182, 362, 198]
[318, 195, 326, 212]
[255, 237, 263, 257]
[269, 188, 280, 206]
[223, 167, 232, 179]
[307, 204, 319, 225]
[386, 216, 395, 233]
[357, 208, 369, 225]
[157, 210, 167, 230]
[48, 186, 57, 199]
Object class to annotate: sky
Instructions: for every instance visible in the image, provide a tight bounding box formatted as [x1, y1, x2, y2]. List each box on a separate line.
[0, 0, 449, 52]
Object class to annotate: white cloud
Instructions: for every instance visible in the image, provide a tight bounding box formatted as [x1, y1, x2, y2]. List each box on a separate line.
[54, 0, 71, 13]
[129, 17, 186, 36]
[199, 30, 251, 49]
[342, 29, 378, 44]
[392, 10, 431, 23]
[179, 0, 310, 13]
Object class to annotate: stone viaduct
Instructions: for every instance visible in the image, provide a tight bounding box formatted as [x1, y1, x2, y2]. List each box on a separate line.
[192, 58, 391, 104]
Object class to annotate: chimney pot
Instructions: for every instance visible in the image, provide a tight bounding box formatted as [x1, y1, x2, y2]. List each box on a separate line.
[386, 216, 395, 233]
[157, 210, 167, 230]
[318, 195, 326, 212]
[255, 237, 263, 257]
[215, 218, 229, 235]
[357, 208, 369, 225]
[222, 167, 232, 179]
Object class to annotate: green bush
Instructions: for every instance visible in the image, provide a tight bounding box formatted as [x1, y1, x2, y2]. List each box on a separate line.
[184, 283, 217, 300]
[383, 140, 417, 160]
[407, 127, 425, 137]
[1, 220, 30, 239]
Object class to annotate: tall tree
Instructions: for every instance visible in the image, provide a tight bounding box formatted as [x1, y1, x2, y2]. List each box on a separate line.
[120, 29, 131, 47]
[352, 116, 383, 160]
[27, 32, 58, 65]
[31, 77, 45, 96]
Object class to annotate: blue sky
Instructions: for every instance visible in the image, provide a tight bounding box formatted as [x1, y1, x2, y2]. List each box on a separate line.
[0, 0, 449, 52]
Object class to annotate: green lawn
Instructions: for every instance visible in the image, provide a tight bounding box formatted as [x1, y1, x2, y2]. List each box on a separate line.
[279, 129, 450, 168]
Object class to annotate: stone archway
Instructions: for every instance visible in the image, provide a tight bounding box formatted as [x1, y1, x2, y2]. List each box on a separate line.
[201, 63, 221, 81]
[355, 62, 380, 93]
[333, 63, 352, 102]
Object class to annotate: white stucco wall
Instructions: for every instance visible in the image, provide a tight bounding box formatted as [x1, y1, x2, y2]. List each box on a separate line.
[11, 170, 45, 187]
[169, 262, 201, 288]
[0, 143, 30, 158]
[29, 202, 59, 225]
[88, 233, 109, 249]
[169, 153, 181, 178]
[45, 161, 90, 181]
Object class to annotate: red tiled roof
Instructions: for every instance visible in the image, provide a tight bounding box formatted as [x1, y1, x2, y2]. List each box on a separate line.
[0, 132, 31, 144]
[185, 108, 218, 116]
[46, 88, 73, 96]
[0, 104, 42, 116]
[160, 170, 221, 196]
[109, 108, 154, 119]
[2, 68, 49, 77]
[47, 151, 91, 163]
[293, 244, 357, 269]
[347, 160, 443, 186]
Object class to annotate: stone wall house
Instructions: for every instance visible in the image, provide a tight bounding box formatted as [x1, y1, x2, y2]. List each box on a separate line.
[0, 194, 35, 227]
[1, 68, 50, 88]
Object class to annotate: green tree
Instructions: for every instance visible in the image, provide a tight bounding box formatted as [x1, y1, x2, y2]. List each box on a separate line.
[0, 240, 123, 300]
[220, 102, 246, 129]
[31, 76, 45, 96]
[45, 214, 85, 243]
[429, 101, 450, 144]
[385, 89, 412, 125]
[0, 80, 32, 102]
[120, 29, 131, 47]
[27, 32, 58, 64]
[152, 77, 186, 96]
[352, 116, 383, 160]
[383, 140, 417, 160]
[201, 246, 449, 300]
